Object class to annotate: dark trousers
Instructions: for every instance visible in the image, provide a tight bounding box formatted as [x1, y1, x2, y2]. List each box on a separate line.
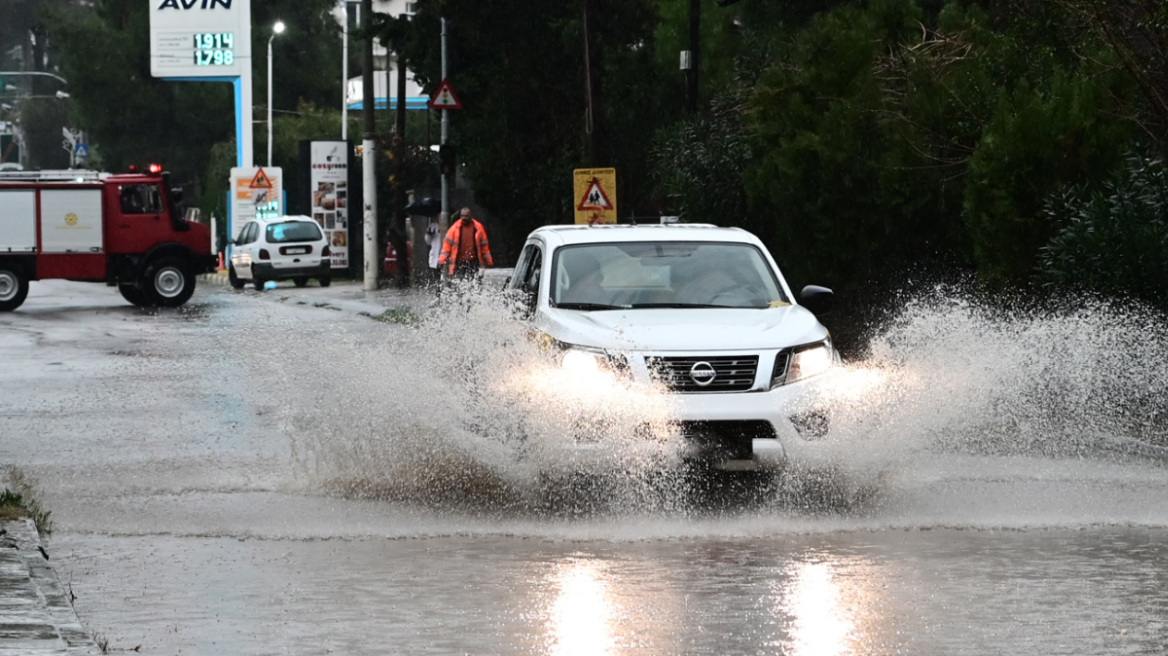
[452, 261, 480, 280]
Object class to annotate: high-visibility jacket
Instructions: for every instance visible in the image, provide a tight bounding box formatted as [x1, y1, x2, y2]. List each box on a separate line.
[438, 218, 494, 274]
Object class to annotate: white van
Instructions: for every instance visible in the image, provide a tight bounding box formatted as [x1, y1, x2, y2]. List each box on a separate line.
[507, 223, 837, 471]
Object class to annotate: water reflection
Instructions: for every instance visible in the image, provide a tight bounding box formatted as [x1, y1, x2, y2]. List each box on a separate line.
[776, 553, 892, 656]
[549, 559, 615, 656]
[782, 559, 853, 655]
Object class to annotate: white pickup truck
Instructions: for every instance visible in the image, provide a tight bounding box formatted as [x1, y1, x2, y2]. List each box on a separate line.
[506, 223, 837, 471]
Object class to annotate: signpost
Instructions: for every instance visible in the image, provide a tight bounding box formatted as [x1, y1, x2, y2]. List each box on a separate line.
[229, 166, 282, 240]
[61, 127, 81, 168]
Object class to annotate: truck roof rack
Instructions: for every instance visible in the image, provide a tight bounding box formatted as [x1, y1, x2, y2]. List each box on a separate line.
[0, 169, 108, 182]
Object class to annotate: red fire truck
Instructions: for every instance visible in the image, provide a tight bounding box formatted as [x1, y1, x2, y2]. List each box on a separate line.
[0, 169, 216, 311]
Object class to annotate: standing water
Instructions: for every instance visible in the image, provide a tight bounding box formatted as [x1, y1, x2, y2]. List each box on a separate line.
[258, 284, 1168, 526]
[8, 281, 1166, 655]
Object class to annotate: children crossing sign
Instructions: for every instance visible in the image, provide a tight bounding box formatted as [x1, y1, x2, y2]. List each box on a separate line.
[574, 168, 617, 224]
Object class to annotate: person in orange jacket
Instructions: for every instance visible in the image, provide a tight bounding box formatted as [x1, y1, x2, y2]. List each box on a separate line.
[438, 207, 494, 280]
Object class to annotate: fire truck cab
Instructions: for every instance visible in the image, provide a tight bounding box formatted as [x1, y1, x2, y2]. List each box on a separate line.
[0, 169, 216, 311]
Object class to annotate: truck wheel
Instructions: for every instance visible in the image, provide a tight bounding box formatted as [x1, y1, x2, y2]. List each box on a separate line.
[293, 277, 308, 288]
[319, 276, 332, 288]
[118, 284, 148, 307]
[0, 267, 29, 312]
[142, 256, 196, 308]
[228, 264, 245, 290]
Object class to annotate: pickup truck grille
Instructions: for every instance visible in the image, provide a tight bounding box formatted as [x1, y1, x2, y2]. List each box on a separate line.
[646, 355, 758, 392]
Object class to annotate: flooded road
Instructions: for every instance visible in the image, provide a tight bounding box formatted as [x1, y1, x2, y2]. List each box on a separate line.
[2, 280, 1167, 655]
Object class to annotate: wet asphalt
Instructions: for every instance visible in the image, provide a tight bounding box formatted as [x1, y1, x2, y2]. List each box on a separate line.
[0, 270, 511, 655]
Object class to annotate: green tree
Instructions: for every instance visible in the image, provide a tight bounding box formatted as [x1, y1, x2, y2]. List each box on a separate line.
[408, 0, 672, 249]
[745, 0, 945, 293]
[1038, 149, 1168, 307]
[18, 96, 70, 168]
[957, 4, 1140, 283]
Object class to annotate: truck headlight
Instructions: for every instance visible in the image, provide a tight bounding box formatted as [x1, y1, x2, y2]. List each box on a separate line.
[560, 345, 630, 378]
[774, 339, 834, 387]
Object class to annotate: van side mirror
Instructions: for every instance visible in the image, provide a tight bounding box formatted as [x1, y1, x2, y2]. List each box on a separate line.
[799, 285, 834, 316]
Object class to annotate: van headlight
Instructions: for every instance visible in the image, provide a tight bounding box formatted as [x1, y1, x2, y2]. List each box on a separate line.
[773, 339, 834, 387]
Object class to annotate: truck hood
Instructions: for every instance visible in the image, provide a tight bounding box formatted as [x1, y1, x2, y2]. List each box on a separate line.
[536, 306, 829, 352]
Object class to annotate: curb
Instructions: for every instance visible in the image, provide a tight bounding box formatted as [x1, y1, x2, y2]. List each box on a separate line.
[0, 518, 98, 655]
[199, 271, 230, 286]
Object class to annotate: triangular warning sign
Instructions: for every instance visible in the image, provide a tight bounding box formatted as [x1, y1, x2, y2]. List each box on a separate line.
[249, 168, 274, 189]
[428, 78, 463, 110]
[576, 177, 613, 210]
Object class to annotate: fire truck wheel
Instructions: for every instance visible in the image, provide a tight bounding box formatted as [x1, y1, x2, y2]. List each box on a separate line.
[319, 276, 332, 288]
[118, 284, 148, 307]
[293, 277, 309, 288]
[0, 267, 29, 312]
[228, 264, 245, 290]
[143, 256, 196, 308]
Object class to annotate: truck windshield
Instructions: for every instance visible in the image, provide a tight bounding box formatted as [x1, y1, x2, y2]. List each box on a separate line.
[267, 222, 322, 243]
[552, 241, 788, 309]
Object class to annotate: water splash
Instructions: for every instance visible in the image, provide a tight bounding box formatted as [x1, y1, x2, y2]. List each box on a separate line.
[263, 284, 1168, 520]
[829, 286, 1168, 461]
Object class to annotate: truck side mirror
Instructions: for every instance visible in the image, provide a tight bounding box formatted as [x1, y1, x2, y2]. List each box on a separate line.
[799, 285, 834, 316]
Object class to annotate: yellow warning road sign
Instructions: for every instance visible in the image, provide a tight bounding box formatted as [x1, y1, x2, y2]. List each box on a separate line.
[574, 168, 617, 224]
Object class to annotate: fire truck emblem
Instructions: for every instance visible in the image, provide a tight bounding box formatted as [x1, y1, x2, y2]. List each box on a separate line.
[65, 212, 79, 227]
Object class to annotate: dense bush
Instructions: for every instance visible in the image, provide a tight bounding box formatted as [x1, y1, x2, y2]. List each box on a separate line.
[1037, 151, 1168, 309]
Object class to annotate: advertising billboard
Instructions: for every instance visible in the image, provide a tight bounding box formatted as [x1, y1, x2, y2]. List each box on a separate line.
[150, 0, 252, 79]
[308, 142, 351, 270]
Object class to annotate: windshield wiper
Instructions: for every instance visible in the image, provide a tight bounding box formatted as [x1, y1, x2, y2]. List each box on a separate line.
[626, 302, 741, 309]
[554, 302, 624, 311]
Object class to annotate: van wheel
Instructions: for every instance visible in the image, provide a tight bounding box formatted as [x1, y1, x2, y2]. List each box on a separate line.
[118, 284, 148, 307]
[142, 256, 196, 307]
[228, 264, 245, 290]
[0, 266, 29, 312]
[319, 276, 331, 288]
[293, 277, 308, 288]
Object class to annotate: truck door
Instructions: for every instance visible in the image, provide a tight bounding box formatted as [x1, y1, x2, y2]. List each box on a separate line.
[107, 182, 170, 255]
[36, 188, 107, 280]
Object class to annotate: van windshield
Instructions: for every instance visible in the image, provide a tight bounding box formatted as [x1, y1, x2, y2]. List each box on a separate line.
[267, 221, 322, 243]
[552, 241, 788, 309]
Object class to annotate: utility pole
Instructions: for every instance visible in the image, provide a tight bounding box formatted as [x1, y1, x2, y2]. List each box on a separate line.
[582, 0, 596, 167]
[685, 0, 700, 113]
[361, 0, 378, 291]
[341, 0, 349, 141]
[439, 18, 450, 234]
[391, 16, 409, 286]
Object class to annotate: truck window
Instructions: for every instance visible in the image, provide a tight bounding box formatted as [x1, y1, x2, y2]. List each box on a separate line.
[119, 184, 162, 215]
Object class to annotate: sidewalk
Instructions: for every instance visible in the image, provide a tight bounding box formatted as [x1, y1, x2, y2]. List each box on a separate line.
[197, 268, 513, 317]
[0, 517, 97, 655]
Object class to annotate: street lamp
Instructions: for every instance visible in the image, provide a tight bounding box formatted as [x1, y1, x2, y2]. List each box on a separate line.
[267, 20, 286, 166]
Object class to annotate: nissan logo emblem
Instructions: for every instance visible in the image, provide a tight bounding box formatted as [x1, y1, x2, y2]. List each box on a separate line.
[689, 361, 716, 387]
